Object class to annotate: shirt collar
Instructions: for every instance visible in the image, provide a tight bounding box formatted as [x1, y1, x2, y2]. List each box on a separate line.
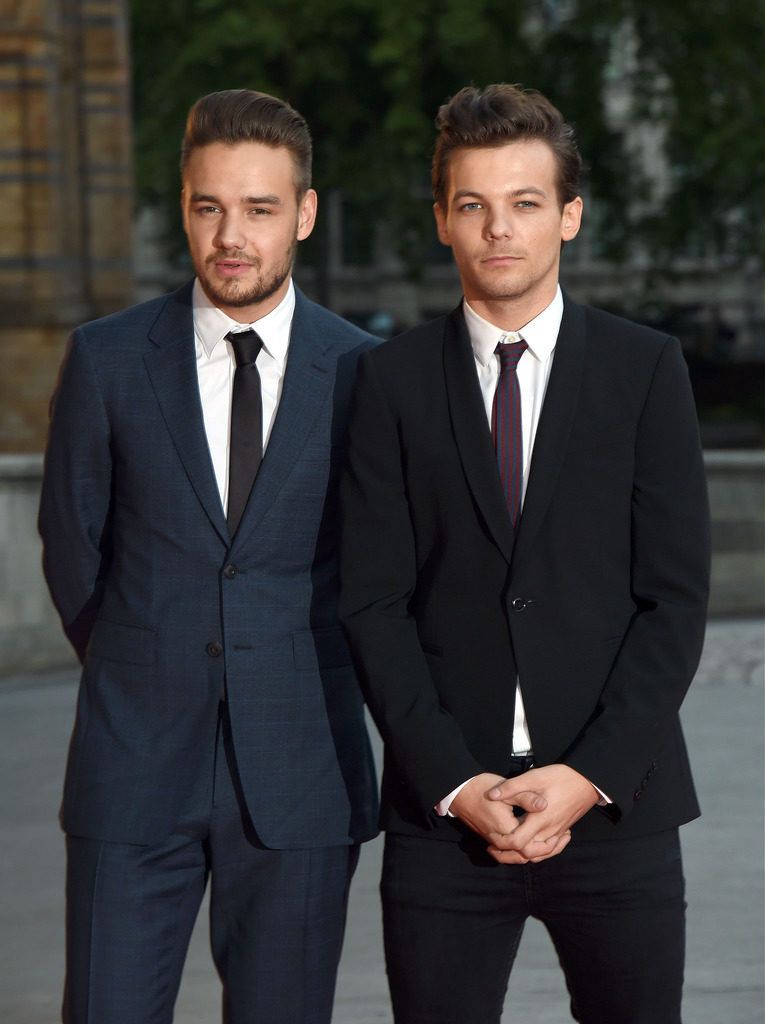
[464, 285, 563, 367]
[192, 277, 295, 367]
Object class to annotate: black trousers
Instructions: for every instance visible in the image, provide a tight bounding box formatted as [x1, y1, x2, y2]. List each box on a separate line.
[382, 828, 686, 1024]
[63, 705, 358, 1024]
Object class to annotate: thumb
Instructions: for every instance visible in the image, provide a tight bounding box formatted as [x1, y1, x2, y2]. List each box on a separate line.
[488, 786, 547, 811]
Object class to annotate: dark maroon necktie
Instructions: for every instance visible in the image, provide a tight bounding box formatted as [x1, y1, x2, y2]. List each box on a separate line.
[226, 329, 263, 536]
[492, 338, 527, 526]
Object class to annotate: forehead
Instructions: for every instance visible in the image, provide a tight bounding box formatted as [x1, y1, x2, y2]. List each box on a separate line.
[444, 139, 558, 197]
[183, 141, 298, 193]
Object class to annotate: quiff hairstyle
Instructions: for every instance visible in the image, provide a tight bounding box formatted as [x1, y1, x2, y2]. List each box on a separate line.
[432, 83, 582, 209]
[180, 89, 312, 195]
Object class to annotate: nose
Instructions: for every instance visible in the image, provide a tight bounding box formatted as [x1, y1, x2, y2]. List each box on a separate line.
[483, 206, 513, 240]
[213, 212, 246, 252]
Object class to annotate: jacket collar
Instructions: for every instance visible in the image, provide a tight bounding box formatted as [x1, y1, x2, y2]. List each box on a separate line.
[443, 290, 586, 568]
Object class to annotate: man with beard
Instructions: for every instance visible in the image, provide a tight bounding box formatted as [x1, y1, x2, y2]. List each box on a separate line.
[39, 89, 379, 1024]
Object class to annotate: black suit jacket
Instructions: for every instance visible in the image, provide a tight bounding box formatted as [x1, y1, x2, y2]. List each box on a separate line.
[339, 295, 710, 842]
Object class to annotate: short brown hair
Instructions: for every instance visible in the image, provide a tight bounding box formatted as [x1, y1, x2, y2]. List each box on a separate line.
[432, 83, 581, 209]
[180, 89, 312, 195]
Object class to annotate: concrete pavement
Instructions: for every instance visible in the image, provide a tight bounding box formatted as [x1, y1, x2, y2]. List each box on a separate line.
[1, 618, 763, 1023]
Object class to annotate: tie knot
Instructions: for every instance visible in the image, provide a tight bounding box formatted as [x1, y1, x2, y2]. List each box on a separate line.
[227, 329, 263, 368]
[495, 338, 527, 372]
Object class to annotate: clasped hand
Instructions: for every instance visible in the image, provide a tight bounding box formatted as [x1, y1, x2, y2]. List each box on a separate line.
[449, 765, 600, 865]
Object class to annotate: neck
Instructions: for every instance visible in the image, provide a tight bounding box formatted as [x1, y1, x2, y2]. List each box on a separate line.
[466, 283, 558, 333]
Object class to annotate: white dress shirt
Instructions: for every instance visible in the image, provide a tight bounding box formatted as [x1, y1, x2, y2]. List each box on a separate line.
[192, 278, 295, 512]
[436, 287, 562, 815]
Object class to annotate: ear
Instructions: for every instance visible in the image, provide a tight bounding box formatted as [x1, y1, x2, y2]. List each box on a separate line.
[561, 196, 583, 242]
[297, 188, 318, 240]
[433, 201, 451, 247]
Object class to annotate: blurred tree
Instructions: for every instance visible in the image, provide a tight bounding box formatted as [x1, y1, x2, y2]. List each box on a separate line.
[595, 0, 765, 261]
[131, 0, 764, 279]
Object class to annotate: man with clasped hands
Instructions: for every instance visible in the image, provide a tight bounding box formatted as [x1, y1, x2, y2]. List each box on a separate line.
[340, 83, 710, 1023]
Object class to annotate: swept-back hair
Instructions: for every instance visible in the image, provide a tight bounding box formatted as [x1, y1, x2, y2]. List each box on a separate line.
[181, 89, 312, 195]
[432, 83, 581, 209]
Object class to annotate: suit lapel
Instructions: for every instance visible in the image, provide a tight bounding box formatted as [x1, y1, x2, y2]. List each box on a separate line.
[230, 290, 336, 550]
[143, 282, 229, 545]
[512, 296, 586, 569]
[443, 306, 517, 565]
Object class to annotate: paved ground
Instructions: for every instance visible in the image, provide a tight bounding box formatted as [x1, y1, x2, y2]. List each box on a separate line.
[1, 618, 763, 1023]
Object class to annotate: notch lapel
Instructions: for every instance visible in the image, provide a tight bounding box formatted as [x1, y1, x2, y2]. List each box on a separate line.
[143, 283, 229, 545]
[229, 291, 336, 550]
[512, 297, 586, 570]
[443, 306, 516, 565]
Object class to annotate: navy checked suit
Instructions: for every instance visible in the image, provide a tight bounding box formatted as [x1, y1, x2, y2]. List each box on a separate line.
[39, 281, 379, 1023]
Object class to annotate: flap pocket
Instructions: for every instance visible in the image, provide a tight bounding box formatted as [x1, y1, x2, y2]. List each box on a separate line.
[292, 627, 351, 670]
[87, 619, 156, 666]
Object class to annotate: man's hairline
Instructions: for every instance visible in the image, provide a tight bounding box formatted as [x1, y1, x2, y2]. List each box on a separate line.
[435, 139, 568, 212]
[180, 139, 311, 201]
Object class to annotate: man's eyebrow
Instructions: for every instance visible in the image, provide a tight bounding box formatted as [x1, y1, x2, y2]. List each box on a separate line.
[451, 189, 484, 203]
[451, 186, 549, 202]
[189, 192, 283, 205]
[511, 186, 548, 198]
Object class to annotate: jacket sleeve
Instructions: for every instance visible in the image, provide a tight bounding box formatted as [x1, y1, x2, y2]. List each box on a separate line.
[38, 329, 113, 661]
[339, 351, 485, 821]
[563, 335, 710, 815]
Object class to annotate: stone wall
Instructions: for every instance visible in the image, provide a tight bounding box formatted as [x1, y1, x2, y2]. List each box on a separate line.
[706, 452, 765, 617]
[1, 452, 762, 676]
[0, 0, 134, 453]
[0, 455, 72, 673]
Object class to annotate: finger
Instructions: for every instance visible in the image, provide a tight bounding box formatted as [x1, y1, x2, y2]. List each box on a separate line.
[485, 823, 552, 851]
[518, 830, 572, 862]
[489, 832, 570, 865]
[488, 786, 546, 811]
[488, 832, 558, 855]
[490, 819, 572, 855]
[528, 832, 572, 863]
[487, 847, 529, 865]
[495, 815, 554, 850]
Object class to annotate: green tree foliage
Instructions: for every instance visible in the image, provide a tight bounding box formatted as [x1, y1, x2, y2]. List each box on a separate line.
[132, 0, 764, 269]
[626, 0, 765, 260]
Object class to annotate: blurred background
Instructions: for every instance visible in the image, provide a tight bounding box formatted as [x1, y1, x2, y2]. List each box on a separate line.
[0, 2, 763, 665]
[0, 5, 762, 1022]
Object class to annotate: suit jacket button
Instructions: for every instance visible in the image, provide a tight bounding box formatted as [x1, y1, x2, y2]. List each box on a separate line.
[223, 564, 238, 579]
[511, 598, 527, 611]
[206, 641, 223, 658]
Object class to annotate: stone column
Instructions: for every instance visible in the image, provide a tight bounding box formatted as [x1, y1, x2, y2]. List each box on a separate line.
[0, 0, 134, 452]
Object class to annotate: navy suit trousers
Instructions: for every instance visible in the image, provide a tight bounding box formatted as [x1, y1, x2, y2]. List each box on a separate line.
[64, 704, 358, 1024]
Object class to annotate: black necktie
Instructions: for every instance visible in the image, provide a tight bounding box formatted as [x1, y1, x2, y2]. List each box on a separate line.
[492, 338, 527, 526]
[226, 329, 263, 536]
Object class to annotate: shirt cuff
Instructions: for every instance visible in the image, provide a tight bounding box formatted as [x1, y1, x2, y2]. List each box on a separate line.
[435, 777, 476, 817]
[591, 782, 612, 805]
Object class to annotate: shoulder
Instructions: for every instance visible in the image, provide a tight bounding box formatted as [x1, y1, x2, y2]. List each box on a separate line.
[365, 312, 451, 373]
[294, 289, 379, 354]
[570, 296, 677, 361]
[73, 283, 192, 348]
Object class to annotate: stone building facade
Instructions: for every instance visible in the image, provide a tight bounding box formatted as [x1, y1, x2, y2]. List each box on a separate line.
[0, 0, 134, 452]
